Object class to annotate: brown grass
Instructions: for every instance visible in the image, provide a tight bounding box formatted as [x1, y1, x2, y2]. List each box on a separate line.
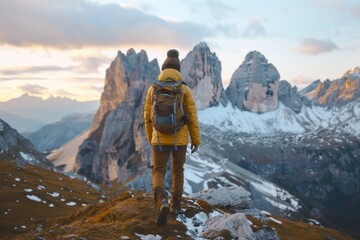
[247, 215, 354, 240]
[16, 192, 192, 240]
[2, 160, 354, 240]
[0, 161, 103, 240]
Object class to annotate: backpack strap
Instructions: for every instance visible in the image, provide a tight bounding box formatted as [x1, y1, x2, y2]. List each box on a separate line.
[151, 90, 162, 151]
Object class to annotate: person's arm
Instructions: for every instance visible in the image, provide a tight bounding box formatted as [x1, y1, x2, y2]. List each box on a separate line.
[183, 86, 201, 149]
[144, 87, 153, 143]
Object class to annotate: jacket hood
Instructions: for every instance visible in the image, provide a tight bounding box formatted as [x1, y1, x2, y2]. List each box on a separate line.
[158, 68, 182, 82]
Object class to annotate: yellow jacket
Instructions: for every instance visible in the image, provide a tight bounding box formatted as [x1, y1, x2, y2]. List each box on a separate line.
[144, 68, 201, 146]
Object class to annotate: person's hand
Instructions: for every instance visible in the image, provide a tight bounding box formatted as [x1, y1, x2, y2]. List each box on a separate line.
[191, 144, 199, 154]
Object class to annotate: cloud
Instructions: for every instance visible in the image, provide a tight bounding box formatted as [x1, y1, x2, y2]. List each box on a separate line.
[203, 0, 233, 20]
[0, 77, 48, 81]
[72, 49, 111, 72]
[19, 84, 47, 95]
[296, 38, 338, 55]
[0, 0, 212, 48]
[54, 89, 78, 97]
[312, 0, 344, 8]
[0, 66, 72, 75]
[242, 20, 267, 38]
[312, 0, 360, 19]
[213, 23, 240, 38]
[86, 85, 104, 92]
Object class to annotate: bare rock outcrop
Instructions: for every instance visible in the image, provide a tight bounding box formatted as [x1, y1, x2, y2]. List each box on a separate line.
[226, 51, 280, 112]
[278, 80, 310, 113]
[301, 67, 360, 108]
[189, 186, 253, 210]
[202, 213, 256, 240]
[181, 42, 227, 109]
[75, 49, 159, 183]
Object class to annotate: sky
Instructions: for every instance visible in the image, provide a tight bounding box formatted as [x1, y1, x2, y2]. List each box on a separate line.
[0, 0, 359, 102]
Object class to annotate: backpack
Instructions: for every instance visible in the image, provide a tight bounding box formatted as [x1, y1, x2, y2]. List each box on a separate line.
[151, 78, 188, 150]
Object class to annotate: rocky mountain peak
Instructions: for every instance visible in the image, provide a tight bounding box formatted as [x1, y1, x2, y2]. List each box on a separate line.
[181, 42, 227, 109]
[126, 48, 136, 57]
[76, 49, 159, 183]
[343, 66, 360, 79]
[91, 49, 152, 131]
[192, 41, 212, 53]
[226, 51, 280, 112]
[278, 80, 310, 113]
[301, 67, 360, 107]
[244, 50, 267, 65]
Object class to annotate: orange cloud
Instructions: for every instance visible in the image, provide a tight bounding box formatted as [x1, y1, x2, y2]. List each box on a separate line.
[296, 38, 338, 55]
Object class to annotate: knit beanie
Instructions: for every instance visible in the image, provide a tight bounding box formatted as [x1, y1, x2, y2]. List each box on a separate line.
[161, 49, 181, 72]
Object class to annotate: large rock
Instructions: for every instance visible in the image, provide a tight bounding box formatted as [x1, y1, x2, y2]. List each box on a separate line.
[75, 49, 159, 183]
[189, 186, 253, 210]
[202, 213, 256, 240]
[226, 51, 280, 112]
[181, 42, 227, 109]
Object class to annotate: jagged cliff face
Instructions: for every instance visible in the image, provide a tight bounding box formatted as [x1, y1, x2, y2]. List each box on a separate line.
[181, 42, 227, 109]
[226, 51, 280, 112]
[75, 49, 159, 183]
[92, 49, 141, 130]
[76, 44, 230, 183]
[301, 67, 360, 107]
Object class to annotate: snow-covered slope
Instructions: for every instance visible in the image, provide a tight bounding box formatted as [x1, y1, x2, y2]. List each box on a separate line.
[183, 147, 301, 218]
[198, 99, 360, 136]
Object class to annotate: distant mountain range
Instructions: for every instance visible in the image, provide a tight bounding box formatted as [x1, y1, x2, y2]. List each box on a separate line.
[0, 110, 45, 133]
[27, 112, 94, 152]
[300, 67, 360, 107]
[0, 94, 99, 129]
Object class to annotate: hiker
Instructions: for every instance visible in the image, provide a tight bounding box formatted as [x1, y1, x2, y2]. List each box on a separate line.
[144, 49, 201, 225]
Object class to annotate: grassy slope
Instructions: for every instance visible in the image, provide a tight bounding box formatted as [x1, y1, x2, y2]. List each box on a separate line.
[1, 161, 353, 240]
[13, 191, 354, 240]
[0, 161, 104, 240]
[248, 215, 354, 240]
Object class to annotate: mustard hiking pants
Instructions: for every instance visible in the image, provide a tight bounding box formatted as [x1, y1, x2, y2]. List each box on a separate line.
[152, 146, 187, 196]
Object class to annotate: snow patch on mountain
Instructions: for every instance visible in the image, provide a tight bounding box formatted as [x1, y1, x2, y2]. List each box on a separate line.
[198, 103, 306, 134]
[343, 67, 360, 79]
[20, 152, 36, 162]
[184, 149, 224, 194]
[198, 100, 360, 137]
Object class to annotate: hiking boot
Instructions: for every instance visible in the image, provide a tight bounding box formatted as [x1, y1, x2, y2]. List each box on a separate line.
[170, 194, 182, 216]
[154, 188, 169, 225]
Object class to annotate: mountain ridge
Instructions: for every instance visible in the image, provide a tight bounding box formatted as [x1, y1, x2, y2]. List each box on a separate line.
[0, 93, 99, 124]
[27, 112, 94, 152]
[300, 67, 360, 107]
